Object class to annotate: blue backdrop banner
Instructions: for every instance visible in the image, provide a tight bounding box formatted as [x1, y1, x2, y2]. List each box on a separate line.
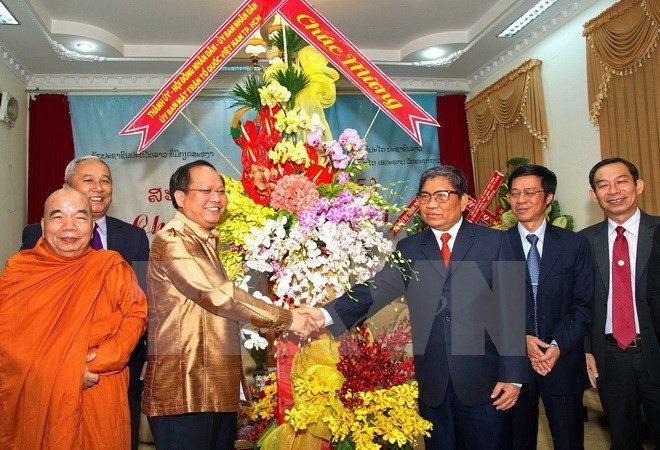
[69, 94, 439, 240]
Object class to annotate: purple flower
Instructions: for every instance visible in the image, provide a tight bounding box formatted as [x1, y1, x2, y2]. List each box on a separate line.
[306, 130, 323, 149]
[338, 128, 359, 146]
[337, 172, 350, 184]
[298, 209, 319, 228]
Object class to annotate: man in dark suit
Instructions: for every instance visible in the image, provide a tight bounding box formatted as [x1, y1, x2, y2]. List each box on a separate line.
[648, 226, 660, 344]
[308, 166, 528, 449]
[580, 157, 660, 449]
[21, 155, 150, 450]
[505, 164, 593, 449]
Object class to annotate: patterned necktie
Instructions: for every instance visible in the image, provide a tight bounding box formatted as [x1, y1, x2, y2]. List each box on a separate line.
[90, 223, 103, 250]
[612, 226, 635, 349]
[440, 233, 451, 267]
[527, 234, 541, 337]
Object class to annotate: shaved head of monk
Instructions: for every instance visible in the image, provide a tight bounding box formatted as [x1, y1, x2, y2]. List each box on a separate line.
[41, 188, 93, 258]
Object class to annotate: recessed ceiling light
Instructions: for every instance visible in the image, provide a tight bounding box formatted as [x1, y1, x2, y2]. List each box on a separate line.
[423, 47, 446, 60]
[498, 0, 559, 38]
[76, 42, 96, 52]
[0, 1, 19, 25]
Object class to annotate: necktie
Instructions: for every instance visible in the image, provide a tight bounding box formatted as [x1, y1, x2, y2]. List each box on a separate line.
[612, 226, 635, 349]
[90, 223, 103, 250]
[440, 233, 451, 267]
[527, 234, 541, 337]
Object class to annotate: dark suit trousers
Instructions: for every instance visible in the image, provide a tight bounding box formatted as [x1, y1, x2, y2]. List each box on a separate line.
[419, 379, 513, 450]
[148, 411, 237, 450]
[597, 340, 660, 450]
[512, 376, 584, 450]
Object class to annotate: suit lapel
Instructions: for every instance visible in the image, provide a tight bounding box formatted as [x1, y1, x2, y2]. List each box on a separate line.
[507, 227, 526, 261]
[636, 212, 654, 287]
[539, 224, 561, 286]
[419, 228, 447, 277]
[450, 220, 475, 269]
[507, 226, 532, 288]
[592, 221, 610, 295]
[106, 217, 123, 254]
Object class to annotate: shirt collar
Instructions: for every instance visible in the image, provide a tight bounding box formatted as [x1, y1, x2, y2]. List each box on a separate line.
[517, 219, 547, 242]
[175, 211, 219, 241]
[607, 208, 641, 237]
[431, 217, 463, 242]
[94, 215, 107, 236]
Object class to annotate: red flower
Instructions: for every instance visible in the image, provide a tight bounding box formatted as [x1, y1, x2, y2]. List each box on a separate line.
[304, 164, 334, 185]
[336, 321, 414, 408]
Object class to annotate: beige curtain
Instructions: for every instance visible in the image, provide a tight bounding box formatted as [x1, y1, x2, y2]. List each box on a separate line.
[465, 59, 548, 195]
[584, 0, 660, 214]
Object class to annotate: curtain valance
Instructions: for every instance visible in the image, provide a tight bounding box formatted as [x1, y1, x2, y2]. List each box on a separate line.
[465, 59, 548, 150]
[584, 0, 659, 124]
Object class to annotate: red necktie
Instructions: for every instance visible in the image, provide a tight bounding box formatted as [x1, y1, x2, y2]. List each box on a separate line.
[612, 226, 635, 349]
[440, 233, 451, 267]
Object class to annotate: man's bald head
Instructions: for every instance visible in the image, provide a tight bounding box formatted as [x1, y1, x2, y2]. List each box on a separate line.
[41, 188, 94, 258]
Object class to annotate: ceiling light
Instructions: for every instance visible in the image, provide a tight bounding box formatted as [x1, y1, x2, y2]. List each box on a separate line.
[0, 1, 19, 25]
[423, 47, 446, 60]
[498, 0, 558, 38]
[76, 42, 95, 52]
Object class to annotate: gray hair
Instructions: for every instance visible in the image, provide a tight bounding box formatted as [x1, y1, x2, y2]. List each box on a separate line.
[418, 166, 469, 196]
[63, 156, 112, 184]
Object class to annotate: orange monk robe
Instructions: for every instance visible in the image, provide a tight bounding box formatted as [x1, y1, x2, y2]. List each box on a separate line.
[0, 238, 147, 450]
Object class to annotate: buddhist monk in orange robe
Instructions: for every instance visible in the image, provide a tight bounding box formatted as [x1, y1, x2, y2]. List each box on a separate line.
[0, 188, 147, 449]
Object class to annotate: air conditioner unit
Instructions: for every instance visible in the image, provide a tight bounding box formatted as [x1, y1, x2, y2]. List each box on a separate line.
[0, 92, 19, 127]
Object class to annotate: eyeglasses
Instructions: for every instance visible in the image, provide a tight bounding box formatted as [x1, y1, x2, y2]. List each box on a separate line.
[417, 190, 460, 204]
[508, 188, 544, 199]
[184, 189, 228, 196]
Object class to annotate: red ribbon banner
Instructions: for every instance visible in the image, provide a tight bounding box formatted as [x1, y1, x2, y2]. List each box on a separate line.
[466, 171, 504, 225]
[120, 0, 286, 153]
[390, 196, 420, 238]
[279, 0, 438, 144]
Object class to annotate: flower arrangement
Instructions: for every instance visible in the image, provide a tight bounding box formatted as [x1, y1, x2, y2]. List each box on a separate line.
[218, 29, 399, 308]
[283, 319, 432, 450]
[219, 25, 418, 449]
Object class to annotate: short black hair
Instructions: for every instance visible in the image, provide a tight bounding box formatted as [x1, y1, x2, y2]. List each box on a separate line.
[418, 166, 469, 196]
[588, 157, 639, 190]
[508, 164, 557, 196]
[169, 160, 218, 209]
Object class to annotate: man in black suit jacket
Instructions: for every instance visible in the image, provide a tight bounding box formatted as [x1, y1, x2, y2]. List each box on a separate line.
[308, 166, 528, 449]
[505, 165, 593, 450]
[21, 155, 150, 450]
[581, 158, 660, 449]
[648, 226, 660, 345]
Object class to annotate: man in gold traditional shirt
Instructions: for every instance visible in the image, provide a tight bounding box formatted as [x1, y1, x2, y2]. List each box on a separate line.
[143, 160, 317, 449]
[0, 188, 148, 449]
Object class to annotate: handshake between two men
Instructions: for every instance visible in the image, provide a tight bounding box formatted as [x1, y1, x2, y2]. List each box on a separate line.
[288, 307, 327, 338]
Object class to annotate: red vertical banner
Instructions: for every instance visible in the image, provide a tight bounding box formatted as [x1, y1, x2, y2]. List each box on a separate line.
[120, 0, 286, 152]
[466, 171, 503, 225]
[390, 196, 420, 238]
[279, 0, 438, 144]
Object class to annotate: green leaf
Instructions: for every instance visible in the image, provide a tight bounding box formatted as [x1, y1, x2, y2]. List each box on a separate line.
[269, 65, 310, 108]
[230, 74, 267, 111]
[269, 28, 306, 64]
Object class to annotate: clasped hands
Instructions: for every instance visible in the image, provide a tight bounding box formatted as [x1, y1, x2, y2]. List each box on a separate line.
[526, 335, 560, 376]
[288, 307, 326, 337]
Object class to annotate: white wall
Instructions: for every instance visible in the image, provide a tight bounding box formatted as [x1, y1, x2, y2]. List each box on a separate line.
[468, 0, 618, 231]
[0, 66, 27, 266]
